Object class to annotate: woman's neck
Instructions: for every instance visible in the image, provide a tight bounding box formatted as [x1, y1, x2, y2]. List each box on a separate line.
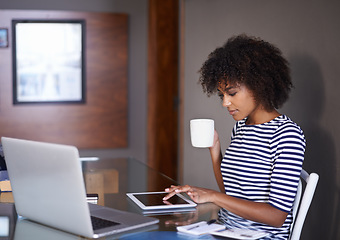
[246, 109, 281, 125]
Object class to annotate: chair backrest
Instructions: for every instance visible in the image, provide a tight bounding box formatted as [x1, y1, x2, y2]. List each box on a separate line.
[290, 169, 319, 240]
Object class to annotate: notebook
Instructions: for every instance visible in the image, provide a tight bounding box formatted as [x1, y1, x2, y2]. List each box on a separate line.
[1, 137, 159, 238]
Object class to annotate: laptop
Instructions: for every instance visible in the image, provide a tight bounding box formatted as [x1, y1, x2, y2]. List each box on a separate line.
[1, 137, 159, 238]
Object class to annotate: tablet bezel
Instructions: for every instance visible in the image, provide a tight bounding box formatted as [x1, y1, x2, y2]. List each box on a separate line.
[126, 191, 197, 210]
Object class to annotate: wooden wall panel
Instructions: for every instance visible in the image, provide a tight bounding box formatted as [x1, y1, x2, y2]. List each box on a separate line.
[147, 0, 179, 181]
[0, 10, 128, 149]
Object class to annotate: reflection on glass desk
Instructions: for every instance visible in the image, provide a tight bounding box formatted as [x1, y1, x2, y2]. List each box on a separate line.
[0, 158, 220, 239]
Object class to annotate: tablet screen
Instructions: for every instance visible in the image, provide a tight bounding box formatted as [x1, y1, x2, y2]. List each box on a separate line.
[134, 192, 188, 206]
[127, 191, 197, 210]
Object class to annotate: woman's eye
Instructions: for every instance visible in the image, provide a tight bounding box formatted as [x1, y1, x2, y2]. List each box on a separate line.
[228, 92, 237, 96]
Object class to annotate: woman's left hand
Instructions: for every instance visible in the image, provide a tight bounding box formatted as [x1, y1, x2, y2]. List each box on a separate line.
[163, 185, 216, 203]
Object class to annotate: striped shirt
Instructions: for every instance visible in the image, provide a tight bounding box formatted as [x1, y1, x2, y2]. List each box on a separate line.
[219, 115, 305, 239]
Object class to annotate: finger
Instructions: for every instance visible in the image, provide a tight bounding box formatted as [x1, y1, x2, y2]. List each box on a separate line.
[163, 200, 172, 205]
[165, 185, 179, 192]
[163, 185, 188, 200]
[177, 185, 192, 192]
[163, 191, 177, 200]
[164, 185, 194, 200]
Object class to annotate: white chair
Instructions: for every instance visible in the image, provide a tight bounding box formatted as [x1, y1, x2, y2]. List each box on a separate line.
[290, 169, 319, 240]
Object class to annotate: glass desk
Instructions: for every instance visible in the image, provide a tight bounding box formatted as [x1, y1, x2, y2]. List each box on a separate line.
[0, 158, 221, 239]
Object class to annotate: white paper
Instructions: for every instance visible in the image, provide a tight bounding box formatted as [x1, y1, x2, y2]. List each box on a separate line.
[177, 221, 225, 235]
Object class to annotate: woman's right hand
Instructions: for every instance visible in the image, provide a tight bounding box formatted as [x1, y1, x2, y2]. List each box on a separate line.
[211, 130, 220, 148]
[209, 130, 222, 161]
[209, 130, 225, 192]
[163, 185, 217, 204]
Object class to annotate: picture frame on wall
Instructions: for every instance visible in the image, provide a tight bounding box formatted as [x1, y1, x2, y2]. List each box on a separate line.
[0, 28, 8, 48]
[12, 19, 86, 104]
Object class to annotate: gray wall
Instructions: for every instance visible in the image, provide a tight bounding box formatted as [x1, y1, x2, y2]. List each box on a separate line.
[0, 0, 149, 164]
[182, 1, 340, 239]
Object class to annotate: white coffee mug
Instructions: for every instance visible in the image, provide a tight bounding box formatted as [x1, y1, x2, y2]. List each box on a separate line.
[190, 119, 214, 148]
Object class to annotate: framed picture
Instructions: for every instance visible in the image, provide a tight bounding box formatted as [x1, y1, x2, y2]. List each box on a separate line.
[0, 28, 8, 48]
[12, 19, 86, 104]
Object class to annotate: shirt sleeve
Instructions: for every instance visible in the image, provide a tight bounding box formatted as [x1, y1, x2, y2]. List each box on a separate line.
[268, 122, 306, 212]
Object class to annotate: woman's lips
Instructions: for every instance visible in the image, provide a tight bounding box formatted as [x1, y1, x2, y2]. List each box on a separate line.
[228, 109, 238, 116]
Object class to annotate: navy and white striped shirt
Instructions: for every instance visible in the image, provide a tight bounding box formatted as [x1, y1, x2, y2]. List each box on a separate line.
[219, 115, 305, 239]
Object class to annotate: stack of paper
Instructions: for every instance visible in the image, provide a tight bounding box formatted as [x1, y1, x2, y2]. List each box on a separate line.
[177, 221, 225, 235]
[86, 193, 99, 204]
[177, 220, 269, 239]
[210, 228, 269, 239]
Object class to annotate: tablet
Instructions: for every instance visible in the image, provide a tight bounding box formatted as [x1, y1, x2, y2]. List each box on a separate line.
[126, 191, 197, 210]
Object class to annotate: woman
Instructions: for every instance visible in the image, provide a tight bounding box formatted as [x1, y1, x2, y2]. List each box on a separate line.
[164, 34, 305, 239]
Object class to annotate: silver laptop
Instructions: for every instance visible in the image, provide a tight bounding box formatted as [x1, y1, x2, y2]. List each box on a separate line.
[1, 137, 159, 238]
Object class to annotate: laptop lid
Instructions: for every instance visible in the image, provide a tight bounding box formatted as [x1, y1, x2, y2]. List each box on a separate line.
[1, 137, 159, 238]
[2, 137, 95, 238]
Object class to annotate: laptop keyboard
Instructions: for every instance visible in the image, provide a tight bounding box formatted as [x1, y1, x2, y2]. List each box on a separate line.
[91, 216, 120, 230]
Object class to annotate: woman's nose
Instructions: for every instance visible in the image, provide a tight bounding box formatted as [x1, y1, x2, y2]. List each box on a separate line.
[222, 96, 231, 107]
